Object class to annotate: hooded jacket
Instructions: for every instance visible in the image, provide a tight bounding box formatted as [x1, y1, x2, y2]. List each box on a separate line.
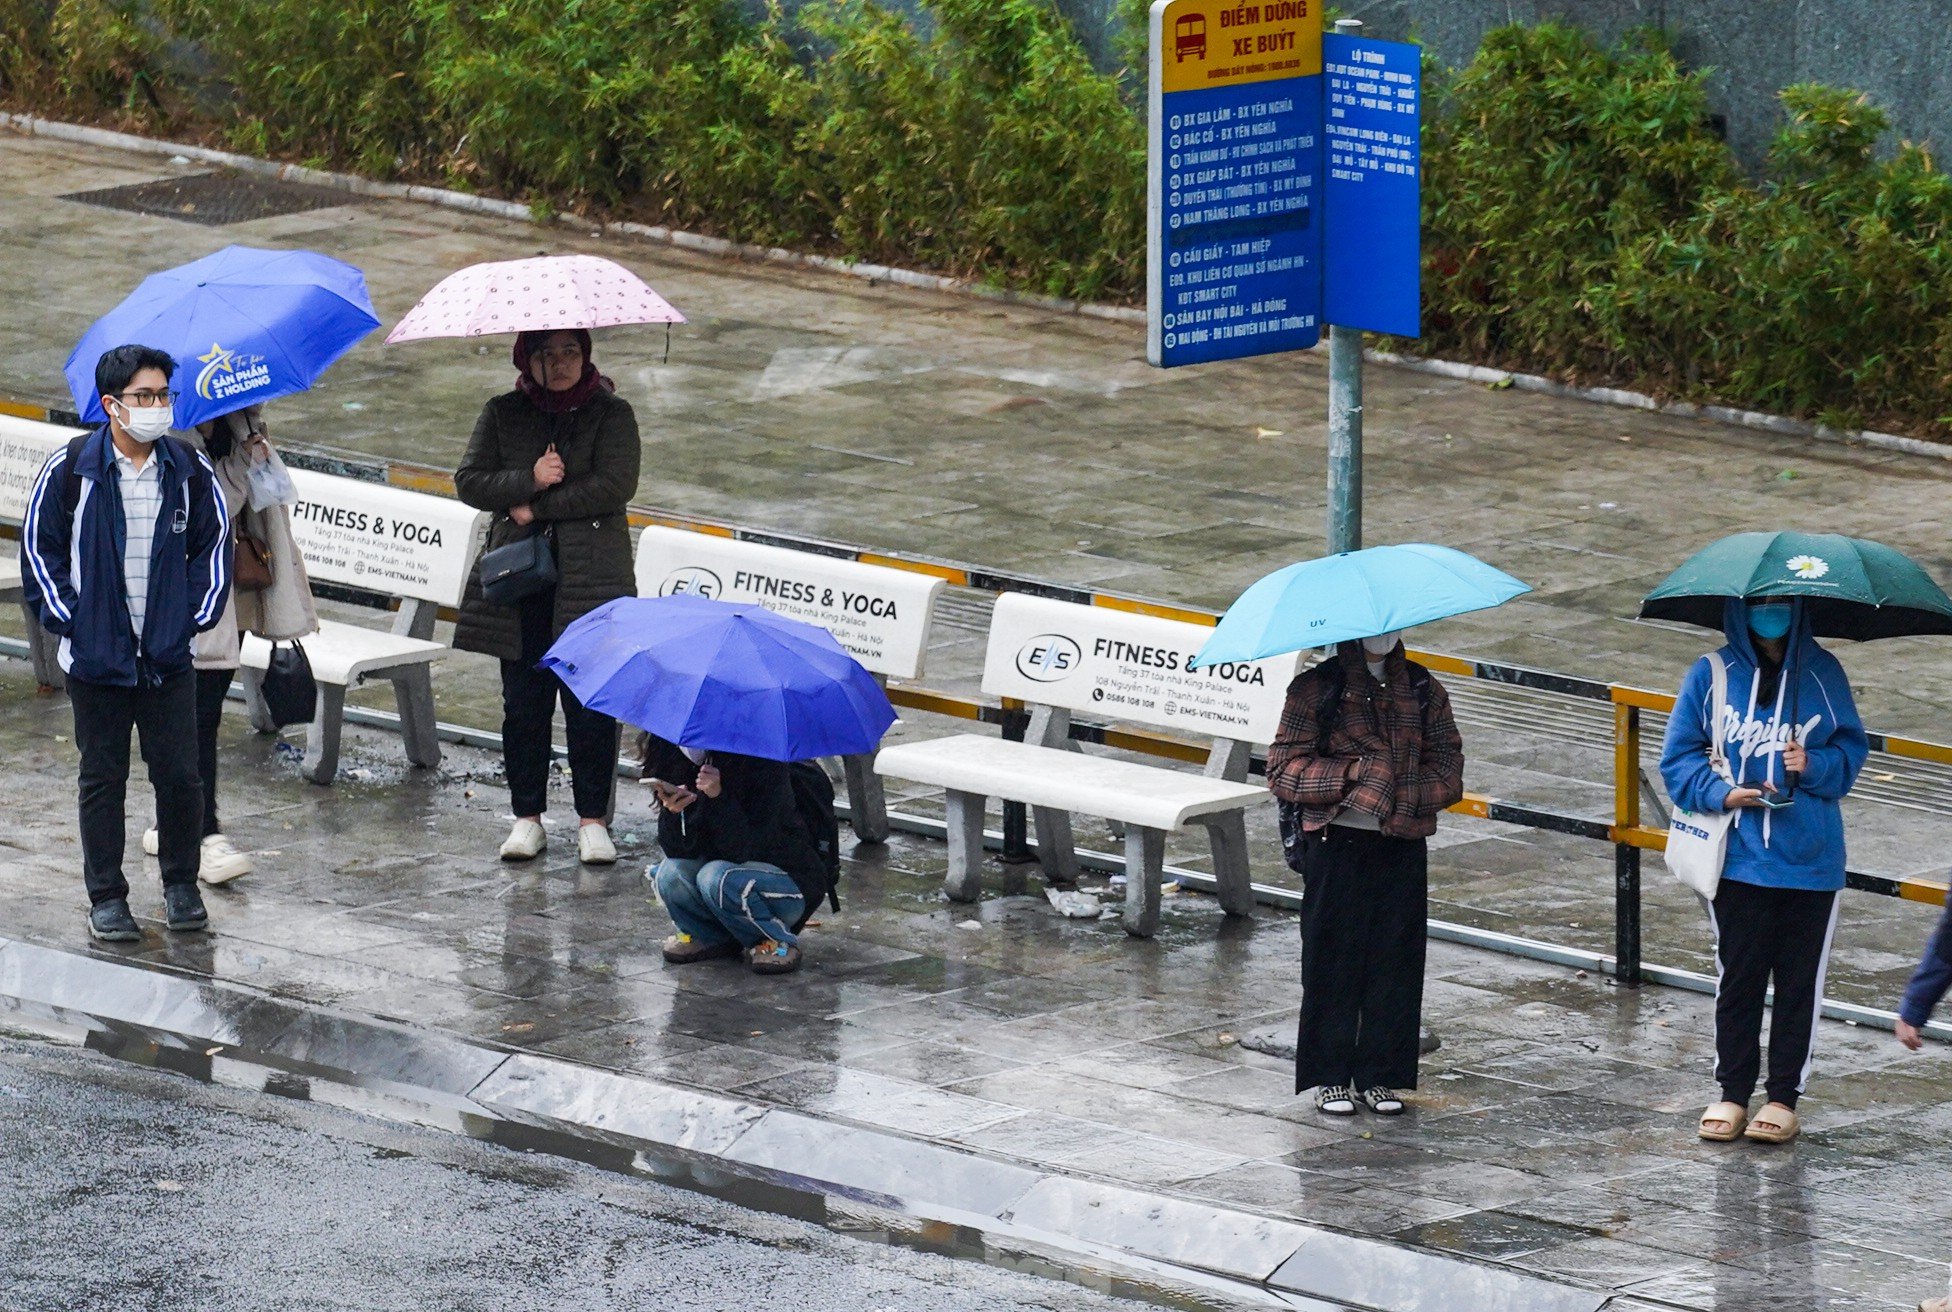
[22, 426, 229, 686]
[642, 735, 826, 917]
[1659, 599, 1868, 892]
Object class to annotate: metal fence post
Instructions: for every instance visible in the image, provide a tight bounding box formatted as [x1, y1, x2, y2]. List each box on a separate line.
[1613, 700, 1644, 987]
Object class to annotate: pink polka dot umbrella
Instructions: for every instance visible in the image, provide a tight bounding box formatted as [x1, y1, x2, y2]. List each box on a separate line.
[384, 254, 685, 343]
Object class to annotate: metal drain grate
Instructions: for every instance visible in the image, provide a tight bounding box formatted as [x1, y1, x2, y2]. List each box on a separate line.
[62, 172, 351, 226]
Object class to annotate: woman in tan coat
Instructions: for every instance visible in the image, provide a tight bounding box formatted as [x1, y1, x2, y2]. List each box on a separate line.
[143, 404, 317, 883]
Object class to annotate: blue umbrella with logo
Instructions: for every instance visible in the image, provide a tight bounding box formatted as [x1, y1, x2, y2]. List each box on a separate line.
[540, 594, 897, 761]
[64, 245, 381, 429]
[1190, 543, 1530, 668]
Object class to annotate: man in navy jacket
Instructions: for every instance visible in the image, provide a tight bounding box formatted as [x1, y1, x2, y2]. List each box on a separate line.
[23, 345, 230, 941]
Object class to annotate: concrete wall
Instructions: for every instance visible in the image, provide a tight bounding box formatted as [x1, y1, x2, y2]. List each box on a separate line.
[1073, 0, 1948, 169]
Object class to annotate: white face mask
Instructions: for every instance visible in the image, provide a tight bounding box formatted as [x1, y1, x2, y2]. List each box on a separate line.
[1361, 631, 1403, 657]
[111, 400, 173, 444]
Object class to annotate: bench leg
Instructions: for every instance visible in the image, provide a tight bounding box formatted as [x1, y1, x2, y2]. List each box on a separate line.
[1201, 813, 1256, 917]
[1122, 826, 1166, 938]
[840, 752, 889, 843]
[943, 788, 986, 904]
[390, 666, 442, 770]
[300, 685, 347, 786]
[1031, 805, 1081, 885]
[19, 601, 60, 690]
[237, 667, 279, 734]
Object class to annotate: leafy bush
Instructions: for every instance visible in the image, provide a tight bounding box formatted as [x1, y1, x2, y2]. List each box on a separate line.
[8, 7, 1952, 432]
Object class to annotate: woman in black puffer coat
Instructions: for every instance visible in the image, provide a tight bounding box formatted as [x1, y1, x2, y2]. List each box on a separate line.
[454, 329, 639, 866]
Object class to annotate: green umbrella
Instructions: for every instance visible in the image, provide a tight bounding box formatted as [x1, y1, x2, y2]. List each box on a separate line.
[1640, 531, 1952, 640]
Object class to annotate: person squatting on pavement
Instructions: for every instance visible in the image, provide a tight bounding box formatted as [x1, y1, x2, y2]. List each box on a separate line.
[1266, 631, 1465, 1117]
[22, 344, 231, 941]
[140, 403, 317, 885]
[453, 328, 640, 866]
[1663, 598, 1867, 1146]
[643, 734, 832, 975]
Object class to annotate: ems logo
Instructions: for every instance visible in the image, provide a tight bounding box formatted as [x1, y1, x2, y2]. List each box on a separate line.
[658, 567, 722, 599]
[1016, 634, 1081, 682]
[1786, 554, 1829, 580]
[194, 343, 271, 403]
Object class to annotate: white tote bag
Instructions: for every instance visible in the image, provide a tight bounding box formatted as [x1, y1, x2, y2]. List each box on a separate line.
[1664, 652, 1734, 899]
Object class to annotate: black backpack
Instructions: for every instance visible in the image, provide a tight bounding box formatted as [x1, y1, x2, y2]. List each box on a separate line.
[1277, 657, 1434, 873]
[788, 761, 842, 917]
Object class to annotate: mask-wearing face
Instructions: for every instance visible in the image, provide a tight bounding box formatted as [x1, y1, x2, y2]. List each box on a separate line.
[1749, 603, 1793, 642]
[1361, 631, 1403, 657]
[111, 399, 173, 444]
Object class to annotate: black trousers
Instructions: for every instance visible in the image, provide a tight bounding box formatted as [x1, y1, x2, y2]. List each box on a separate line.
[1709, 879, 1840, 1109]
[1295, 825, 1428, 1092]
[68, 671, 202, 905]
[193, 667, 230, 838]
[501, 590, 616, 820]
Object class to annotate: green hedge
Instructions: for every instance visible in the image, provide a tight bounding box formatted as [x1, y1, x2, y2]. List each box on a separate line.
[4, 6, 1950, 434]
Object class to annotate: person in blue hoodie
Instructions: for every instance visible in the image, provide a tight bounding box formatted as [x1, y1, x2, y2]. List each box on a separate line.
[1661, 597, 1867, 1145]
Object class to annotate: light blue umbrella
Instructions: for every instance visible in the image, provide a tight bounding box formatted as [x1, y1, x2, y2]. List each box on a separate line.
[1191, 544, 1530, 668]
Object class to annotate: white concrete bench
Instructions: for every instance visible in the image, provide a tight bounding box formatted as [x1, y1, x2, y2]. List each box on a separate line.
[0, 414, 87, 688]
[239, 469, 486, 784]
[875, 593, 1299, 936]
[635, 526, 945, 840]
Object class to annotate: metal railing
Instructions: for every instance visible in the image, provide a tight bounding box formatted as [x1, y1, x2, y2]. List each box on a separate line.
[7, 397, 1950, 1029]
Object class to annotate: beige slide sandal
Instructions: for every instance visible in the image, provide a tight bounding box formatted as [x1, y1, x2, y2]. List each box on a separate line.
[1744, 1103, 1800, 1144]
[1698, 1101, 1749, 1141]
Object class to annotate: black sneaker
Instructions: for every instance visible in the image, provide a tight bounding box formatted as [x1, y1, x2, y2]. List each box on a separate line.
[163, 884, 209, 932]
[87, 897, 141, 943]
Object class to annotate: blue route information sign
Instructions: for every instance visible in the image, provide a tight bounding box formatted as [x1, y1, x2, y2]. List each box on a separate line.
[1147, 0, 1323, 368]
[1322, 34, 1421, 337]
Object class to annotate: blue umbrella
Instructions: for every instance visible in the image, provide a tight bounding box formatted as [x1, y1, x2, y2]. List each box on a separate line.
[65, 245, 381, 429]
[1191, 544, 1531, 668]
[540, 595, 897, 761]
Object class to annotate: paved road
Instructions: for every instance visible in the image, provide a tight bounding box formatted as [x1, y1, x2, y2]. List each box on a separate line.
[0, 1035, 1157, 1312]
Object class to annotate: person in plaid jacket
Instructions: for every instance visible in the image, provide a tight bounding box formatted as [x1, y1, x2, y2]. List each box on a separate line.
[1266, 632, 1464, 1116]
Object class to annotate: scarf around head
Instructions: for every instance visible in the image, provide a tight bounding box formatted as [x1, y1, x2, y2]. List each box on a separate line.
[513, 329, 615, 414]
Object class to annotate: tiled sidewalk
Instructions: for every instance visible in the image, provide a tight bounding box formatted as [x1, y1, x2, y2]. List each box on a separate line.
[0, 663, 1946, 1310]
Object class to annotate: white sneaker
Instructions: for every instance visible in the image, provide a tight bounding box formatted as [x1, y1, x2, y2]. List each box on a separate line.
[198, 833, 252, 885]
[141, 827, 159, 857]
[577, 823, 617, 865]
[500, 819, 547, 861]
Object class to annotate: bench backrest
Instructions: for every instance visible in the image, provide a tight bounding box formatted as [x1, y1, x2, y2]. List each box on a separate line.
[634, 526, 945, 680]
[0, 415, 85, 524]
[981, 593, 1301, 746]
[286, 469, 489, 609]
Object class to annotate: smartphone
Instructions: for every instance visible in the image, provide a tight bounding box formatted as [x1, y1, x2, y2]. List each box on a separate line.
[1758, 793, 1796, 810]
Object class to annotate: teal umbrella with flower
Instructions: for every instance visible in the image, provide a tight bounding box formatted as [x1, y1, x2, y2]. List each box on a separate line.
[1640, 532, 1952, 640]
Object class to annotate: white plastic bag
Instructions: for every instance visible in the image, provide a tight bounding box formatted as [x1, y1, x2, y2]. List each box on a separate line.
[246, 452, 297, 511]
[1664, 652, 1733, 900]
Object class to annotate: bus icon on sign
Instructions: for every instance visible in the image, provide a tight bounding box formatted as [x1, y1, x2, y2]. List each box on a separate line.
[1174, 13, 1206, 62]
[659, 567, 722, 600]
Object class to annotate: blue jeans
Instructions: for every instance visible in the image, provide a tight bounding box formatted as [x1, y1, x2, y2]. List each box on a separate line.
[655, 857, 806, 949]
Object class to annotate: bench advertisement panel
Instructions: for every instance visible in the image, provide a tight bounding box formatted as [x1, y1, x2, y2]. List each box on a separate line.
[982, 593, 1298, 744]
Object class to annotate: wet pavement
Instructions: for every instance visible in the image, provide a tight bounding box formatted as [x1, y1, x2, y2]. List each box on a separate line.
[5, 125, 1952, 1309]
[0, 1035, 1159, 1312]
[0, 645, 1948, 1309]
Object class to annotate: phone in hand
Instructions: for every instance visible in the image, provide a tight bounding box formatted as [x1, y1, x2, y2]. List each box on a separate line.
[1757, 792, 1796, 810]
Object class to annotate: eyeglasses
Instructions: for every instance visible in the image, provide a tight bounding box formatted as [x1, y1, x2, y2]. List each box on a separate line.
[113, 389, 178, 407]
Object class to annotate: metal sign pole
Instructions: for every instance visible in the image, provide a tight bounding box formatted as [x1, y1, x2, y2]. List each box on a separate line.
[1326, 321, 1362, 554]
